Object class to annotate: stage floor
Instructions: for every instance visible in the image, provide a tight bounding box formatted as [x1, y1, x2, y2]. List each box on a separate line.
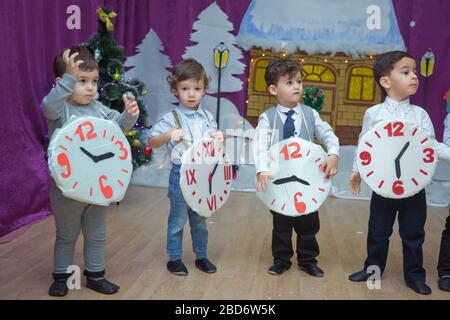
[0, 186, 449, 300]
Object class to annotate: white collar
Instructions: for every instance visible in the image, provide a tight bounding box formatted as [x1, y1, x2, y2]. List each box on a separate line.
[277, 103, 300, 114]
[177, 103, 205, 117]
[384, 96, 411, 113]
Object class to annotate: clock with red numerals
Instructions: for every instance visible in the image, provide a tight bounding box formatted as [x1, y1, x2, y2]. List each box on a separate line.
[357, 119, 437, 199]
[256, 137, 332, 216]
[48, 116, 133, 206]
[180, 138, 232, 217]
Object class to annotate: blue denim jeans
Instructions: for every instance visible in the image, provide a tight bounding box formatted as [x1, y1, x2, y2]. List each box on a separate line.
[167, 164, 208, 261]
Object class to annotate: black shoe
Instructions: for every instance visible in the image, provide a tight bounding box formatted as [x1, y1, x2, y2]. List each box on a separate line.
[268, 262, 291, 275]
[438, 276, 450, 292]
[48, 273, 71, 297]
[299, 264, 324, 277]
[349, 270, 370, 282]
[406, 281, 432, 295]
[167, 260, 188, 276]
[195, 259, 217, 273]
[86, 277, 120, 295]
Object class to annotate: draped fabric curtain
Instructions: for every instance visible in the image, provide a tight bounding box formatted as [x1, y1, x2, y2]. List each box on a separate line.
[0, 0, 448, 238]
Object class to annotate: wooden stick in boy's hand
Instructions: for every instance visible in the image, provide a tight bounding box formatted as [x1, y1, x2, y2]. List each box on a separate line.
[62, 49, 84, 77]
[350, 172, 361, 195]
[123, 92, 140, 117]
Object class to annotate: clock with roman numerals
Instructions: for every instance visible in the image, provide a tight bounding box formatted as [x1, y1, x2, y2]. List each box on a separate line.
[357, 119, 437, 199]
[180, 138, 232, 217]
[256, 137, 332, 216]
[48, 116, 133, 206]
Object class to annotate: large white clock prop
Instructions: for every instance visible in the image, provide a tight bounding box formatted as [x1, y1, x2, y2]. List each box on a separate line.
[357, 119, 437, 199]
[48, 117, 133, 206]
[257, 137, 332, 216]
[180, 138, 232, 217]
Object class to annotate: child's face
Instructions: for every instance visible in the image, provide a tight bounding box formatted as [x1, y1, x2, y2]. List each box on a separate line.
[382, 57, 419, 101]
[269, 72, 303, 108]
[174, 78, 206, 109]
[67, 69, 99, 106]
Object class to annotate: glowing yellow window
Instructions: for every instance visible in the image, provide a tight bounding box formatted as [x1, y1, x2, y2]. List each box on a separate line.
[302, 64, 336, 83]
[347, 67, 375, 101]
[254, 59, 270, 92]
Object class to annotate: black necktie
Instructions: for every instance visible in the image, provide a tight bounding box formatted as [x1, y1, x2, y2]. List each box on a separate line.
[283, 110, 295, 139]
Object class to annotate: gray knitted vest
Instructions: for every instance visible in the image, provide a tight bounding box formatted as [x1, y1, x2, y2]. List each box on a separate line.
[264, 104, 315, 148]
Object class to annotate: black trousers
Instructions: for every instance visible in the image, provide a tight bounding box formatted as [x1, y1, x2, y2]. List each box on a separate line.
[270, 210, 320, 267]
[438, 208, 450, 277]
[363, 190, 427, 283]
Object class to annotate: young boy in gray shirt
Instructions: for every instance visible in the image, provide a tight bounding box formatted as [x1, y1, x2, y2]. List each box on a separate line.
[42, 46, 139, 296]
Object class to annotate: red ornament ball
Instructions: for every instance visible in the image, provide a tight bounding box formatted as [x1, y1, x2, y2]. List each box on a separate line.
[144, 146, 152, 157]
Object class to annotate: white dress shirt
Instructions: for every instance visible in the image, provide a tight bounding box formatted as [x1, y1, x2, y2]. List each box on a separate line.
[352, 96, 450, 172]
[255, 103, 339, 173]
[444, 113, 450, 147]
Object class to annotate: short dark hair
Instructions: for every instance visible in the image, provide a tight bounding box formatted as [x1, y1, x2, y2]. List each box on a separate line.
[373, 51, 414, 95]
[167, 58, 209, 91]
[264, 58, 302, 87]
[53, 46, 99, 78]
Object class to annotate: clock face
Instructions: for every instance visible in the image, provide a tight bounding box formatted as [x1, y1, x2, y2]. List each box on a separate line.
[256, 137, 332, 216]
[357, 119, 437, 199]
[180, 138, 232, 217]
[48, 116, 133, 206]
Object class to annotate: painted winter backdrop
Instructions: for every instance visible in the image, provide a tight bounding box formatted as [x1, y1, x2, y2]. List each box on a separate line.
[237, 0, 405, 56]
[128, 2, 256, 191]
[126, 0, 449, 205]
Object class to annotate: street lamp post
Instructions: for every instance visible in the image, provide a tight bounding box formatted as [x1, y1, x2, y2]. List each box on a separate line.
[420, 48, 435, 107]
[213, 42, 229, 129]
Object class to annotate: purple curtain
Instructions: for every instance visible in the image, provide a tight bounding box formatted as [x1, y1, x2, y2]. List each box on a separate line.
[393, 0, 450, 142]
[0, 0, 448, 238]
[0, 0, 251, 238]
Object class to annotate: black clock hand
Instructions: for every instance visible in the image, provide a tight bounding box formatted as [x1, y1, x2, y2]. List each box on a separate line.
[273, 175, 310, 186]
[394, 141, 410, 179]
[95, 152, 115, 162]
[80, 147, 97, 162]
[210, 163, 219, 178]
[208, 163, 219, 195]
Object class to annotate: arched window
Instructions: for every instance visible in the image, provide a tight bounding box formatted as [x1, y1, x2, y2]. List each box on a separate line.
[347, 66, 375, 102]
[301, 64, 336, 83]
[253, 59, 270, 93]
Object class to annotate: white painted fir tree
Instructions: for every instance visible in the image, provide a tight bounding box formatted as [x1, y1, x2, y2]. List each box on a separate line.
[182, 2, 245, 94]
[125, 29, 177, 127]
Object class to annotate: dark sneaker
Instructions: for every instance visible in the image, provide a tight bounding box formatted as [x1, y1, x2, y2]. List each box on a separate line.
[48, 273, 71, 297]
[438, 276, 450, 292]
[406, 281, 432, 295]
[268, 262, 290, 275]
[299, 264, 324, 277]
[195, 259, 217, 273]
[348, 270, 371, 282]
[167, 260, 188, 276]
[86, 277, 120, 295]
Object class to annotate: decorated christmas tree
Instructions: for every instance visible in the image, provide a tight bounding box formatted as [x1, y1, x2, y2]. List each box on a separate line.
[85, 7, 152, 168]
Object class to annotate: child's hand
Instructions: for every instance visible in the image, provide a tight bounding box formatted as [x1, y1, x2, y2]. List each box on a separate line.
[63, 49, 84, 78]
[321, 154, 338, 180]
[170, 129, 185, 142]
[256, 171, 273, 192]
[350, 172, 361, 195]
[123, 93, 140, 117]
[210, 130, 225, 143]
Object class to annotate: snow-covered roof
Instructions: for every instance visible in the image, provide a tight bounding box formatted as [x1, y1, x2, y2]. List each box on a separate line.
[237, 0, 405, 57]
